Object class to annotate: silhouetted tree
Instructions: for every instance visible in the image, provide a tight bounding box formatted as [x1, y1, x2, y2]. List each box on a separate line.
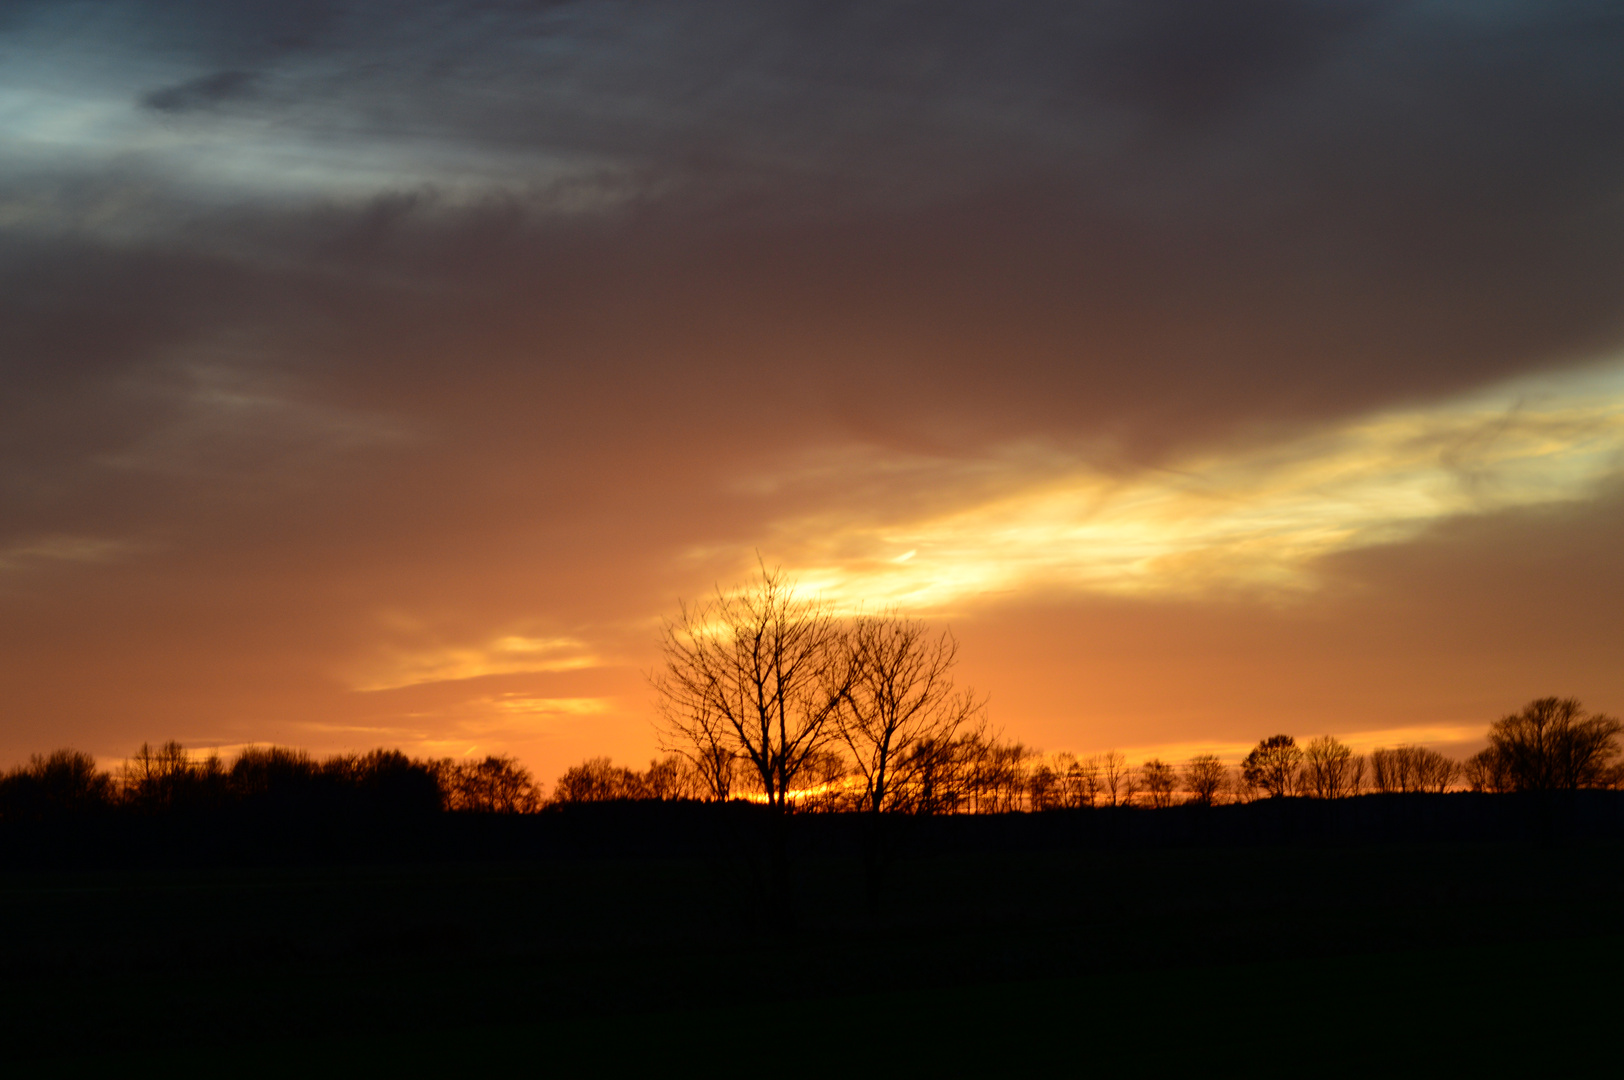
[1242, 736, 1301, 798]
[1463, 747, 1514, 793]
[1415, 748, 1459, 794]
[1182, 754, 1227, 807]
[640, 755, 700, 801]
[445, 754, 541, 812]
[231, 746, 320, 799]
[1471, 697, 1623, 792]
[974, 736, 1034, 812]
[552, 757, 643, 802]
[1301, 736, 1363, 799]
[1370, 747, 1412, 793]
[653, 565, 849, 809]
[1068, 754, 1103, 808]
[1370, 745, 1456, 794]
[0, 749, 114, 821]
[123, 741, 202, 812]
[833, 615, 985, 814]
[1141, 759, 1177, 808]
[339, 749, 443, 815]
[893, 733, 970, 814]
[796, 748, 851, 812]
[1028, 761, 1061, 810]
[1099, 750, 1136, 807]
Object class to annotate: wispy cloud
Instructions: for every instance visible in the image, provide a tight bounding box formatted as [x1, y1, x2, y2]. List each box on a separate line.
[0, 535, 131, 572]
[763, 361, 1624, 609]
[349, 632, 602, 692]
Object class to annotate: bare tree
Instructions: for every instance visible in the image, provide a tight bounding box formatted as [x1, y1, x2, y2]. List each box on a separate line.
[1099, 750, 1135, 807]
[653, 565, 849, 809]
[1301, 736, 1363, 799]
[642, 755, 700, 801]
[445, 754, 541, 812]
[1370, 745, 1456, 794]
[1241, 736, 1302, 798]
[1226, 763, 1258, 803]
[1071, 755, 1103, 808]
[1415, 748, 1459, 794]
[122, 741, 194, 811]
[834, 615, 985, 814]
[1473, 697, 1623, 792]
[893, 733, 969, 814]
[1370, 746, 1410, 793]
[796, 748, 852, 812]
[1464, 747, 1513, 793]
[1027, 762, 1057, 810]
[552, 757, 642, 802]
[1183, 754, 1227, 807]
[1141, 758, 1177, 808]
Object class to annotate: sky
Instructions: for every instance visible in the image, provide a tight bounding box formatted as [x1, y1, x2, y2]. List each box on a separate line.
[2, 0, 1622, 779]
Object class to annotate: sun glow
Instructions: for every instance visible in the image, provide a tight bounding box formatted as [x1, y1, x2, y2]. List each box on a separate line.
[765, 361, 1624, 610]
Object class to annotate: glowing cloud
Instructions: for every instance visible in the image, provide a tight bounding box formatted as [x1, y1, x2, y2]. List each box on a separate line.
[765, 361, 1624, 610]
[350, 633, 601, 692]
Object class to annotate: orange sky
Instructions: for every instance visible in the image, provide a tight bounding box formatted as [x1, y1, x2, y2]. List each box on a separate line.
[2, 2, 1622, 783]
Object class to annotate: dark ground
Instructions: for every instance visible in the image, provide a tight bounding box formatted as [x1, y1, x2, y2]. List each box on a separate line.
[3, 799, 1622, 1073]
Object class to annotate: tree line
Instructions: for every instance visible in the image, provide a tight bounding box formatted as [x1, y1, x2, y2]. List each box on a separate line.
[4, 692, 1618, 826]
[547, 694, 1623, 811]
[0, 742, 540, 822]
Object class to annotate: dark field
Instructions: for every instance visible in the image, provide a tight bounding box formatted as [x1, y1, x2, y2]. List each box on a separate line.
[4, 802, 1622, 1073]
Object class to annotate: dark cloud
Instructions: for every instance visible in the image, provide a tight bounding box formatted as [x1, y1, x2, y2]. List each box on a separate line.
[141, 69, 259, 113]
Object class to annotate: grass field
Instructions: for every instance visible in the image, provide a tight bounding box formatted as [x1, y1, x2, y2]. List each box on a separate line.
[4, 836, 1621, 1072]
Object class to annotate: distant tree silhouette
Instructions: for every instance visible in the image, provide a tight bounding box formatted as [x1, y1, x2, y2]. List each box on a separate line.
[1141, 759, 1177, 808]
[1069, 754, 1103, 808]
[1040, 753, 1093, 809]
[834, 615, 985, 814]
[1182, 754, 1227, 807]
[0, 749, 114, 821]
[653, 565, 849, 809]
[122, 741, 228, 812]
[971, 735, 1034, 812]
[1469, 697, 1623, 792]
[640, 755, 701, 801]
[552, 757, 642, 802]
[1415, 748, 1459, 793]
[892, 734, 967, 814]
[337, 749, 443, 815]
[1370, 747, 1411, 793]
[1301, 736, 1363, 799]
[443, 755, 541, 812]
[1371, 745, 1458, 794]
[1098, 750, 1136, 807]
[792, 748, 851, 812]
[1463, 747, 1514, 794]
[1242, 736, 1301, 798]
[231, 746, 320, 799]
[1028, 760, 1061, 810]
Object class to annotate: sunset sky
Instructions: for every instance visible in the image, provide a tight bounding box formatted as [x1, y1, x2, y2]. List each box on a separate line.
[3, 1, 1622, 779]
